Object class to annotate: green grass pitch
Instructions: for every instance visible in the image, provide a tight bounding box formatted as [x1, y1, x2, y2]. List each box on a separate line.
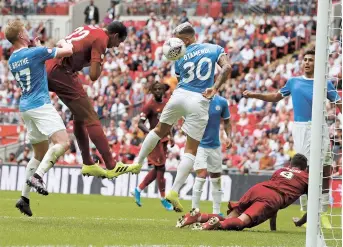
[0, 191, 341, 247]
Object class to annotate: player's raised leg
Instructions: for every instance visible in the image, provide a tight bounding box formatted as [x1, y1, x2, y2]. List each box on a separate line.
[27, 129, 70, 195]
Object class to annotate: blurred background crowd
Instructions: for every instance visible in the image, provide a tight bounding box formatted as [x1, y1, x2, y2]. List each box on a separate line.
[0, 0, 341, 176]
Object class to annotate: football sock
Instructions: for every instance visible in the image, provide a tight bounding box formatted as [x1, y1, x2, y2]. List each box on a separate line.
[86, 120, 116, 170]
[199, 213, 225, 223]
[211, 177, 222, 214]
[156, 166, 166, 198]
[321, 193, 330, 213]
[171, 153, 195, 192]
[35, 144, 65, 178]
[138, 169, 157, 191]
[192, 177, 206, 209]
[300, 194, 308, 212]
[220, 217, 245, 230]
[137, 131, 161, 165]
[22, 158, 40, 199]
[73, 120, 94, 165]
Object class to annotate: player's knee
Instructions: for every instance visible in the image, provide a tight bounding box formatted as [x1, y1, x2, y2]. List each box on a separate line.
[154, 122, 171, 138]
[51, 130, 70, 151]
[196, 169, 207, 179]
[239, 214, 252, 226]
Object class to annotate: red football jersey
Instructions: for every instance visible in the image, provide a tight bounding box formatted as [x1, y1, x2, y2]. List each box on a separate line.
[140, 97, 169, 142]
[141, 98, 168, 130]
[60, 25, 108, 72]
[260, 167, 308, 208]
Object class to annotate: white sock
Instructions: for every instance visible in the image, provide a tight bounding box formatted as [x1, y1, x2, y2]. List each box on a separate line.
[300, 194, 308, 212]
[35, 144, 65, 178]
[211, 177, 222, 214]
[171, 153, 195, 192]
[22, 158, 40, 199]
[137, 187, 142, 192]
[137, 131, 161, 165]
[192, 177, 206, 209]
[321, 193, 330, 213]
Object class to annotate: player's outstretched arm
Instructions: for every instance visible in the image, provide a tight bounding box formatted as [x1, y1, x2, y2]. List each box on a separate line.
[55, 40, 73, 59]
[243, 91, 283, 102]
[202, 55, 231, 99]
[269, 213, 277, 231]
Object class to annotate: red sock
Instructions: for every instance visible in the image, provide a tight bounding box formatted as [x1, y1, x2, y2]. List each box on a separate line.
[220, 217, 245, 230]
[86, 120, 116, 170]
[156, 166, 166, 198]
[73, 120, 94, 165]
[199, 213, 226, 223]
[139, 169, 157, 190]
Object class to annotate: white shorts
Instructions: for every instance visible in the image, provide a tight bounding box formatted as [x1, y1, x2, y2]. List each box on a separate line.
[21, 104, 66, 144]
[159, 88, 210, 141]
[292, 121, 330, 164]
[194, 146, 223, 173]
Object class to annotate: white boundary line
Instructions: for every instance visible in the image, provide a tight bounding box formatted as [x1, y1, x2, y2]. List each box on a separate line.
[0, 216, 171, 222]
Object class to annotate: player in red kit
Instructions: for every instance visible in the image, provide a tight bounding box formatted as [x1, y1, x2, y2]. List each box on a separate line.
[131, 82, 173, 211]
[177, 153, 308, 231]
[46, 22, 141, 179]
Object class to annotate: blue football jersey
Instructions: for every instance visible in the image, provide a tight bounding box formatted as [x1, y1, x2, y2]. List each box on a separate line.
[174, 43, 225, 93]
[8, 47, 57, 112]
[279, 76, 341, 122]
[200, 95, 230, 149]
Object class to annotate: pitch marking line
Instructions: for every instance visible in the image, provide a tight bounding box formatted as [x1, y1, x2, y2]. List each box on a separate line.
[0, 216, 171, 222]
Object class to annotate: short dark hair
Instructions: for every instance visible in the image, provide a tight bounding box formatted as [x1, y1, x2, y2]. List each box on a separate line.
[291, 153, 308, 170]
[304, 49, 315, 57]
[173, 22, 195, 36]
[107, 21, 127, 39]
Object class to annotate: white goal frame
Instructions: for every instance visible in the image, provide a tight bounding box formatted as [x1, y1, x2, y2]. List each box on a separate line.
[306, 0, 340, 246]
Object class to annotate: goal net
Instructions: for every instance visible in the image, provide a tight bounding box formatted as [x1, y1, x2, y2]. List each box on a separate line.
[307, 1, 342, 247]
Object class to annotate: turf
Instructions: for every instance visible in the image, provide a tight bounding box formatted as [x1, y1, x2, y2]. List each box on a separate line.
[0, 191, 341, 247]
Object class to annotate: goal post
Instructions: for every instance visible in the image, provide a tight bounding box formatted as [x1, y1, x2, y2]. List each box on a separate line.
[307, 0, 342, 247]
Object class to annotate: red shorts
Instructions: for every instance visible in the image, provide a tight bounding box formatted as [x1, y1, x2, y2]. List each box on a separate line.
[228, 184, 283, 228]
[46, 59, 87, 100]
[147, 139, 168, 166]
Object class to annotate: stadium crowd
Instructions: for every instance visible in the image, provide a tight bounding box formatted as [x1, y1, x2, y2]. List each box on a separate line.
[0, 7, 341, 175]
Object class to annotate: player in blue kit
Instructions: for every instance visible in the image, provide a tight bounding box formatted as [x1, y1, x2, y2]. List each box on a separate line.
[243, 49, 342, 228]
[191, 95, 232, 216]
[5, 20, 73, 216]
[134, 22, 232, 212]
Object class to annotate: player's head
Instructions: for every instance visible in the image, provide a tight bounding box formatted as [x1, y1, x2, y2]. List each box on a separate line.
[302, 49, 315, 75]
[150, 81, 166, 101]
[105, 21, 127, 48]
[290, 153, 308, 171]
[5, 20, 30, 46]
[172, 22, 196, 46]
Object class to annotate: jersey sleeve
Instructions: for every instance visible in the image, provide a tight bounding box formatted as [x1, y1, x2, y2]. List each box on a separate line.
[279, 78, 292, 97]
[33, 47, 57, 63]
[221, 98, 230, 119]
[91, 37, 107, 64]
[174, 61, 180, 78]
[327, 81, 341, 103]
[216, 45, 226, 63]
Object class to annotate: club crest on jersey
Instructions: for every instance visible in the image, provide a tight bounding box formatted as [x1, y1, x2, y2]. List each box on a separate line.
[101, 54, 104, 59]
[215, 105, 221, 111]
[47, 49, 53, 54]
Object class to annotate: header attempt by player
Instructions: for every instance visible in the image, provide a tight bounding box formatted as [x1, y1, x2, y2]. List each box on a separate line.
[133, 22, 232, 212]
[46, 22, 141, 179]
